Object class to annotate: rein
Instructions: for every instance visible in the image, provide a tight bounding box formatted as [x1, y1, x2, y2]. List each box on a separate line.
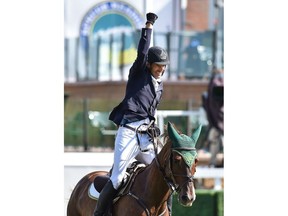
[154, 145, 196, 193]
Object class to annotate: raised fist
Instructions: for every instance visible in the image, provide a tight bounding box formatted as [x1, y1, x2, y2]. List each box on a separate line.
[146, 12, 158, 25]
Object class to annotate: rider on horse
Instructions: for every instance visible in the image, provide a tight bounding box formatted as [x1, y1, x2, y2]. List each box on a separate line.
[93, 12, 171, 216]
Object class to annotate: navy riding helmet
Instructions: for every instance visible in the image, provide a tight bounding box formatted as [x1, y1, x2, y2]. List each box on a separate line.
[147, 46, 169, 65]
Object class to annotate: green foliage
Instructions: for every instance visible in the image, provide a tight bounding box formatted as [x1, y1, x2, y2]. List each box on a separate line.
[64, 97, 189, 150]
[172, 190, 224, 216]
[64, 98, 119, 149]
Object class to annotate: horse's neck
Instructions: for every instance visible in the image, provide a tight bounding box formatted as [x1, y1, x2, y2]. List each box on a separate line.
[146, 160, 170, 199]
[135, 142, 171, 208]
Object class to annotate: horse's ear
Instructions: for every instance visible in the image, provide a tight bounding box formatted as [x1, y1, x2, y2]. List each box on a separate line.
[167, 121, 181, 144]
[191, 125, 202, 143]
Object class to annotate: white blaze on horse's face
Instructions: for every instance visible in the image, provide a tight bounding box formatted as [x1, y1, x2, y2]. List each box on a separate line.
[167, 122, 201, 207]
[179, 165, 197, 206]
[183, 173, 196, 207]
[172, 151, 198, 207]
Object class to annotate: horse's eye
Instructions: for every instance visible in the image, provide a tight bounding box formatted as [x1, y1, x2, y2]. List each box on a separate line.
[174, 155, 182, 163]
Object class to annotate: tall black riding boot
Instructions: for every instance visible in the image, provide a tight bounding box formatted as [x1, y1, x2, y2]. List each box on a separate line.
[167, 194, 173, 215]
[93, 180, 118, 216]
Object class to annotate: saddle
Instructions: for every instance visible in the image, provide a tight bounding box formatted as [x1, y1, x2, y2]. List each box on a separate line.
[88, 161, 146, 201]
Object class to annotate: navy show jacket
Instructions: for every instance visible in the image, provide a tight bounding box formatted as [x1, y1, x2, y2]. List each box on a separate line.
[109, 28, 163, 125]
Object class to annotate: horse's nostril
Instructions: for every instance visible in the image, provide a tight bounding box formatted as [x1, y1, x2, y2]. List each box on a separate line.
[181, 195, 189, 202]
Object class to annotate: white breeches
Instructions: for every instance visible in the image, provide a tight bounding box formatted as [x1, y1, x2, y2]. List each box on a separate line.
[110, 118, 156, 189]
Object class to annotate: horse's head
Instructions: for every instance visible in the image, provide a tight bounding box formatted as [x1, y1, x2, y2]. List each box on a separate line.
[167, 122, 202, 207]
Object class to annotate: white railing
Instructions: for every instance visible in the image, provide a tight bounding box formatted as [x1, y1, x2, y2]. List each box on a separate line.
[64, 152, 223, 189]
[156, 109, 208, 134]
[88, 109, 209, 135]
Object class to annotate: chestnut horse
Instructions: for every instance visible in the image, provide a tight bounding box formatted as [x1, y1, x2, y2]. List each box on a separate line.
[67, 122, 201, 216]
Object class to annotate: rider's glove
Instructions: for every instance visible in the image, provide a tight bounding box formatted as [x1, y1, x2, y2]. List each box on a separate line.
[146, 12, 158, 25]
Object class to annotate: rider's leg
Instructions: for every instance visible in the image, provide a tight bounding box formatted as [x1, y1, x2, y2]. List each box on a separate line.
[94, 126, 139, 216]
[94, 119, 152, 215]
[93, 180, 117, 216]
[110, 126, 140, 189]
[135, 144, 155, 165]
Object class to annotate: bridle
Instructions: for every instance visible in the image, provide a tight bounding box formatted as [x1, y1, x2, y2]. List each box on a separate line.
[154, 144, 196, 193]
[125, 127, 197, 216]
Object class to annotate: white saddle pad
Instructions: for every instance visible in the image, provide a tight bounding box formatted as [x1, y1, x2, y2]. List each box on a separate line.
[88, 183, 100, 200]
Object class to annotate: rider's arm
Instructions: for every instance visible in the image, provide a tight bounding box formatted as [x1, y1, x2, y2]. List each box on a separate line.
[128, 13, 158, 78]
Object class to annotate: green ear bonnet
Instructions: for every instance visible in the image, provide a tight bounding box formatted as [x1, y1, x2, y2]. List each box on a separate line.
[167, 122, 202, 168]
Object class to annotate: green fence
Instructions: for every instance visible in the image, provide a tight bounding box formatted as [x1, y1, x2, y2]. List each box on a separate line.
[172, 189, 224, 216]
[64, 97, 207, 151]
